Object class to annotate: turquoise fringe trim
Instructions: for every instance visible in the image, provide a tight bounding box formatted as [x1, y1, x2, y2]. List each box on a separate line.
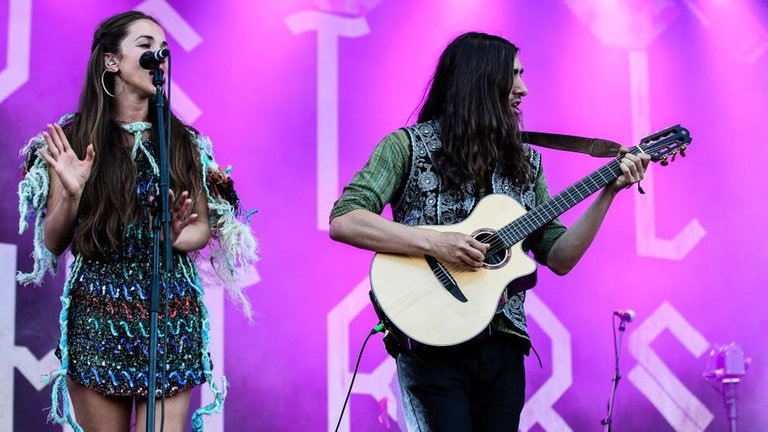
[17, 138, 57, 284]
[189, 264, 228, 431]
[195, 134, 258, 319]
[46, 256, 84, 431]
[17, 114, 75, 284]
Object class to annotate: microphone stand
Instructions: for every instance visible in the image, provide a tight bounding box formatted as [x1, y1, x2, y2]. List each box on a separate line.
[601, 317, 628, 432]
[147, 65, 172, 432]
[702, 343, 748, 432]
[722, 377, 740, 432]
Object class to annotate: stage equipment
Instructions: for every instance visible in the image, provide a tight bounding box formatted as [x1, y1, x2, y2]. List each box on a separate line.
[703, 343, 750, 432]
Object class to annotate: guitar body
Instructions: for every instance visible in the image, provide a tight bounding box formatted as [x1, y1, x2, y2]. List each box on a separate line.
[370, 194, 537, 347]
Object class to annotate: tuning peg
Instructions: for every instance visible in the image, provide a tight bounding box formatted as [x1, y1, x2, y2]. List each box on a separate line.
[660, 157, 669, 166]
[680, 147, 687, 157]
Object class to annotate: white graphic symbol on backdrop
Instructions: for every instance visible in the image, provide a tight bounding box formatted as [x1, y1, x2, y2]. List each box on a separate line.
[628, 302, 713, 430]
[285, 9, 381, 432]
[519, 292, 574, 431]
[563, 0, 706, 260]
[286, 11, 370, 232]
[137, 0, 203, 123]
[327, 278, 399, 432]
[0, 243, 61, 432]
[0, 0, 31, 103]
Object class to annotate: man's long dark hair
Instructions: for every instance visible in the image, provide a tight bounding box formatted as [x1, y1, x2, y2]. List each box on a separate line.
[418, 32, 531, 194]
[64, 11, 202, 259]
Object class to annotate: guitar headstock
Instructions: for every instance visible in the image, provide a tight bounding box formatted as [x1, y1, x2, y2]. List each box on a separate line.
[638, 125, 692, 166]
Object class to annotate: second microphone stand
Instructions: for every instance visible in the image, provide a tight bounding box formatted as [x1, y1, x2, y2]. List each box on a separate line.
[601, 314, 630, 431]
[146, 65, 172, 432]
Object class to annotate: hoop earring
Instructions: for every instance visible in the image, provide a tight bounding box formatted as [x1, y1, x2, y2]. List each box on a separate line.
[101, 69, 117, 97]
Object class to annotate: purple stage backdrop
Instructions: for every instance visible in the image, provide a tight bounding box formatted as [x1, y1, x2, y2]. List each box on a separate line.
[2, 0, 767, 431]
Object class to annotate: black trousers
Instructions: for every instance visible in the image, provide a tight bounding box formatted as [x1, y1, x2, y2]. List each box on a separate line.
[394, 333, 527, 432]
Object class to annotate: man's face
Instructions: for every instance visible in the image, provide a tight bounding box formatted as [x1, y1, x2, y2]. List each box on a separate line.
[509, 56, 528, 116]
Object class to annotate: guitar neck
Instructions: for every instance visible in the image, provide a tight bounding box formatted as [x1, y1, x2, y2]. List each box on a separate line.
[496, 149, 638, 247]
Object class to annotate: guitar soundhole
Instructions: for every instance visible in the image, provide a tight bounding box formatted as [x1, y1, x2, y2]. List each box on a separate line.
[474, 230, 509, 269]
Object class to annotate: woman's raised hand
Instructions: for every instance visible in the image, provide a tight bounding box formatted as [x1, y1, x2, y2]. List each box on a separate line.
[37, 123, 95, 199]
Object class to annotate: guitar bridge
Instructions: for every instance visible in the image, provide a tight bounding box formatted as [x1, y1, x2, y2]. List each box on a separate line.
[425, 255, 468, 303]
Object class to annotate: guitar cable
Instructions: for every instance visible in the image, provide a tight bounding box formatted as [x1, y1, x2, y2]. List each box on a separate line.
[333, 322, 386, 432]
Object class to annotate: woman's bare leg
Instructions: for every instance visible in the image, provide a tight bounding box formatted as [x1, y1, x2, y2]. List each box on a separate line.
[134, 389, 192, 432]
[66, 377, 133, 432]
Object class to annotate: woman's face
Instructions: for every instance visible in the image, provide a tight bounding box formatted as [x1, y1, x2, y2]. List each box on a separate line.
[107, 19, 168, 100]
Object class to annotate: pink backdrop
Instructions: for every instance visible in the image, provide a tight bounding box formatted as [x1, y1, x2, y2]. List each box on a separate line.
[2, 0, 767, 431]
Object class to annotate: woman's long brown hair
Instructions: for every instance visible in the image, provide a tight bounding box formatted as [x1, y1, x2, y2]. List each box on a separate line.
[418, 32, 532, 194]
[64, 11, 202, 258]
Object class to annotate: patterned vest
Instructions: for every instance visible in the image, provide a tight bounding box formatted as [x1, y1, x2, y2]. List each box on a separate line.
[391, 120, 542, 335]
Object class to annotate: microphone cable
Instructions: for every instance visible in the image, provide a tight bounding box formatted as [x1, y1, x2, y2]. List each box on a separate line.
[334, 322, 386, 432]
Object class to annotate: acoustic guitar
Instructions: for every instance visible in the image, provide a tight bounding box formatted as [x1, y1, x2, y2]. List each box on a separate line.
[370, 125, 691, 346]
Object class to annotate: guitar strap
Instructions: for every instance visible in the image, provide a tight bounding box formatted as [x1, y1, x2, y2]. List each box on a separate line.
[522, 132, 621, 157]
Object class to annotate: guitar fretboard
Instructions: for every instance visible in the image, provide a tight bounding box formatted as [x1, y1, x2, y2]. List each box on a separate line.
[490, 152, 633, 252]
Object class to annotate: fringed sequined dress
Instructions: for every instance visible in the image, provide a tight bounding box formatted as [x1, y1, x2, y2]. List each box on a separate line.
[64, 135, 206, 398]
[17, 117, 258, 432]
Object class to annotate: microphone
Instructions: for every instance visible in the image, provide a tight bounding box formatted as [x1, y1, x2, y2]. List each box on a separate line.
[139, 48, 170, 70]
[613, 309, 637, 323]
